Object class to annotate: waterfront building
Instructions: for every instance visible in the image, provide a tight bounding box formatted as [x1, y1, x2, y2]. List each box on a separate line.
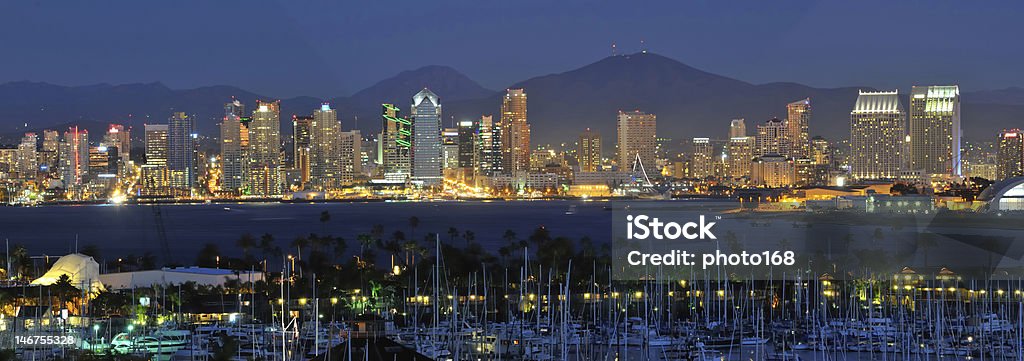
[477, 115, 502, 177]
[787, 98, 811, 159]
[751, 154, 795, 187]
[997, 129, 1024, 181]
[850, 90, 906, 180]
[909, 85, 961, 177]
[220, 100, 246, 193]
[727, 136, 755, 180]
[17, 133, 37, 179]
[339, 130, 362, 184]
[310, 103, 342, 190]
[248, 100, 282, 196]
[379, 103, 412, 181]
[61, 126, 89, 187]
[729, 118, 746, 138]
[442, 127, 459, 170]
[411, 88, 442, 184]
[457, 120, 477, 170]
[578, 128, 602, 173]
[145, 124, 169, 167]
[616, 110, 657, 172]
[756, 117, 788, 157]
[40, 130, 60, 174]
[168, 111, 197, 189]
[500, 89, 530, 174]
[691, 137, 714, 179]
[293, 114, 313, 187]
[101, 124, 131, 172]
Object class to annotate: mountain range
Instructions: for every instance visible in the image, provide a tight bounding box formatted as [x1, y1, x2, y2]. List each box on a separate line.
[2, 52, 1022, 146]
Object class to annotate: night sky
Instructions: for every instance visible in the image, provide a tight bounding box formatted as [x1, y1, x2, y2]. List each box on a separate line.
[3, 1, 1020, 98]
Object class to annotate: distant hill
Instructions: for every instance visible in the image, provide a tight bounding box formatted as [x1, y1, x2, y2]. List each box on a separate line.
[1, 53, 1021, 145]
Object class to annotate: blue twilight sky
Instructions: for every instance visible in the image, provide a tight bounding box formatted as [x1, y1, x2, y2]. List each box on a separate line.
[2, 0, 1020, 98]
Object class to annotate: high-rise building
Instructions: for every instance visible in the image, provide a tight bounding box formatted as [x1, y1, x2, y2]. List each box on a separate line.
[477, 115, 502, 177]
[727, 136, 755, 180]
[380, 103, 412, 180]
[997, 129, 1024, 181]
[756, 118, 788, 157]
[309, 103, 341, 190]
[411, 88, 442, 184]
[730, 119, 747, 138]
[61, 126, 89, 187]
[751, 154, 796, 187]
[578, 128, 602, 173]
[144, 124, 169, 167]
[850, 90, 906, 180]
[457, 120, 477, 169]
[691, 138, 714, 179]
[220, 100, 246, 193]
[786, 98, 811, 159]
[293, 114, 314, 187]
[17, 133, 37, 178]
[248, 100, 282, 196]
[168, 112, 197, 188]
[41, 130, 60, 173]
[102, 124, 131, 168]
[442, 127, 460, 170]
[909, 85, 961, 177]
[499, 89, 530, 174]
[811, 137, 831, 166]
[617, 110, 657, 172]
[339, 130, 362, 184]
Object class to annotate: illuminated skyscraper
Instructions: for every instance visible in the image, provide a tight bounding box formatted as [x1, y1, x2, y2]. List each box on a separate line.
[691, 138, 714, 179]
[850, 90, 905, 180]
[477, 115, 502, 177]
[730, 118, 746, 138]
[102, 124, 131, 167]
[144, 124, 169, 167]
[309, 103, 342, 190]
[727, 136, 755, 180]
[293, 114, 313, 186]
[457, 120, 477, 169]
[220, 100, 246, 192]
[61, 126, 89, 186]
[997, 129, 1024, 180]
[248, 100, 282, 196]
[786, 98, 811, 159]
[168, 111, 197, 188]
[756, 118, 788, 157]
[811, 137, 831, 166]
[380, 103, 411, 180]
[751, 155, 796, 187]
[578, 128, 602, 173]
[442, 127, 459, 170]
[411, 88, 442, 184]
[500, 89, 530, 174]
[17, 133, 37, 179]
[339, 130, 362, 184]
[617, 110, 657, 172]
[909, 85, 961, 177]
[41, 130, 60, 173]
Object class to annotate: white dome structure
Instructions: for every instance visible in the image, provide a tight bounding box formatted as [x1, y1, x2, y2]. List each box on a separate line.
[30, 253, 105, 293]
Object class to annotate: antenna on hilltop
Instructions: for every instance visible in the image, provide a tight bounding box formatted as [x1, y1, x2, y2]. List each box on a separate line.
[640, 39, 647, 54]
[611, 42, 617, 56]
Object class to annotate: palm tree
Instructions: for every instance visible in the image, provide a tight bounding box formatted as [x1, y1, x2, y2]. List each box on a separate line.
[236, 233, 257, 261]
[447, 227, 459, 243]
[259, 233, 276, 261]
[462, 230, 475, 246]
[196, 243, 221, 268]
[319, 210, 331, 234]
[408, 216, 420, 241]
[291, 236, 310, 260]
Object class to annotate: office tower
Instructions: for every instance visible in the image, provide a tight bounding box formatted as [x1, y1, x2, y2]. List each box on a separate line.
[89, 145, 117, 175]
[308, 103, 341, 190]
[457, 120, 477, 169]
[220, 100, 246, 192]
[691, 138, 714, 179]
[997, 129, 1024, 180]
[248, 100, 282, 196]
[500, 89, 530, 174]
[811, 137, 831, 166]
[61, 126, 88, 186]
[728, 136, 755, 179]
[578, 128, 602, 173]
[145, 124, 169, 167]
[477, 115, 502, 176]
[756, 118, 788, 157]
[293, 114, 314, 186]
[617, 110, 657, 171]
[168, 112, 197, 188]
[730, 119, 747, 138]
[850, 90, 905, 180]
[17, 133, 37, 178]
[751, 155, 796, 187]
[380, 104, 412, 180]
[339, 130, 362, 184]
[909, 85, 961, 177]
[41, 130, 59, 172]
[442, 127, 459, 170]
[102, 124, 130, 164]
[411, 88, 442, 184]
[786, 98, 811, 159]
